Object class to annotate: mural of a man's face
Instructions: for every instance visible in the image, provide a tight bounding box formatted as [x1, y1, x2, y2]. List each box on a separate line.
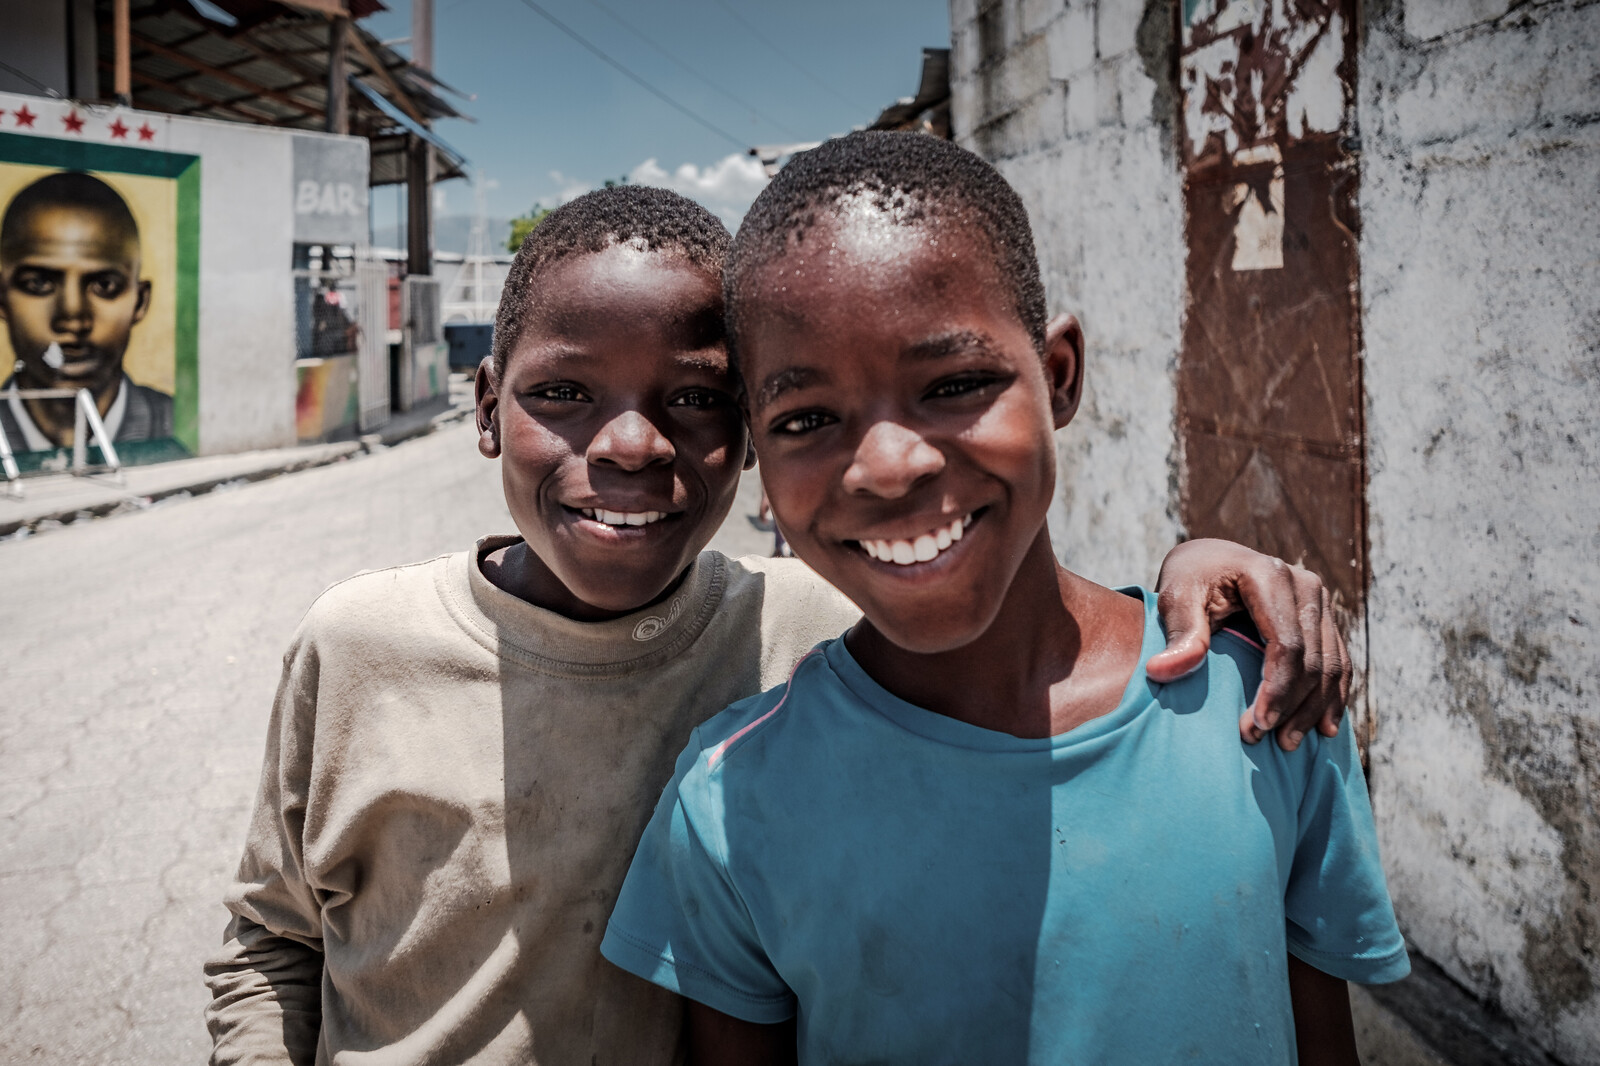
[0, 175, 151, 399]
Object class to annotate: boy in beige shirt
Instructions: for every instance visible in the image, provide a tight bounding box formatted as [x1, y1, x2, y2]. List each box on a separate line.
[204, 186, 1350, 1065]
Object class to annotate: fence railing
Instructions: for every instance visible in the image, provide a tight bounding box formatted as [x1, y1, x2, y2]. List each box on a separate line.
[0, 388, 124, 497]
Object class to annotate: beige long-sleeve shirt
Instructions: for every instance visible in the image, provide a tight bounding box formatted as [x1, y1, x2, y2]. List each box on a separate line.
[204, 536, 860, 1066]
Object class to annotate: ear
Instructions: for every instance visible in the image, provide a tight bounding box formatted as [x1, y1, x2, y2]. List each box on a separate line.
[1043, 313, 1085, 430]
[475, 355, 501, 459]
[132, 279, 152, 325]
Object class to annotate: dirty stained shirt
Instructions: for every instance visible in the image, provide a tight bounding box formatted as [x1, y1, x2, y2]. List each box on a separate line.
[203, 537, 860, 1066]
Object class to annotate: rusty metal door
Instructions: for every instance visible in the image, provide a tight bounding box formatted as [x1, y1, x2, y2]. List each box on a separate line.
[1176, 0, 1366, 616]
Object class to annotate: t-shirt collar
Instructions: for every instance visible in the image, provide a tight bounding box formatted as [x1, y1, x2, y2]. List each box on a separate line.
[455, 533, 726, 674]
[823, 587, 1165, 753]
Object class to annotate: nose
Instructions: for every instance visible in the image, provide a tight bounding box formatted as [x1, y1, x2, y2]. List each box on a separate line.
[53, 279, 89, 334]
[586, 409, 675, 472]
[842, 420, 945, 499]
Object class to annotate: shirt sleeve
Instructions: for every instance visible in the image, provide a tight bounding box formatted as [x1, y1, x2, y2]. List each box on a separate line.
[203, 626, 327, 1065]
[601, 729, 796, 1024]
[1283, 722, 1411, 985]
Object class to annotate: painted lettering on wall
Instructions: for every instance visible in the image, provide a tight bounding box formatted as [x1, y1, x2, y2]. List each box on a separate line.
[295, 180, 362, 218]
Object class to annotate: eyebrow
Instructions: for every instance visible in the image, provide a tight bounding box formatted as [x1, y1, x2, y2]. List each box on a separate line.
[674, 353, 733, 376]
[754, 330, 1003, 409]
[756, 366, 829, 409]
[902, 330, 1000, 362]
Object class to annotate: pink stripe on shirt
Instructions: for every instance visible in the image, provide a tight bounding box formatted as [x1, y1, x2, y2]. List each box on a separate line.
[1222, 627, 1265, 652]
[706, 648, 823, 769]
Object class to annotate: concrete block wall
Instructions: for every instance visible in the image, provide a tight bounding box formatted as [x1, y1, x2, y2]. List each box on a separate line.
[949, 0, 1185, 587]
[168, 118, 298, 456]
[952, 0, 1600, 1060]
[1360, 2, 1600, 1061]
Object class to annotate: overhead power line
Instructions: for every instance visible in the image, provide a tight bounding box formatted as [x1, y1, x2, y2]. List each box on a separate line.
[709, 0, 862, 113]
[584, 0, 802, 140]
[510, 0, 748, 151]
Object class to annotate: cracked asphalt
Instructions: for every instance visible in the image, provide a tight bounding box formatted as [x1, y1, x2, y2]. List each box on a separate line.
[0, 420, 768, 1064]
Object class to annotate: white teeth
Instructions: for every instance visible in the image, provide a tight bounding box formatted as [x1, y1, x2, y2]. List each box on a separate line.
[581, 508, 667, 527]
[860, 513, 975, 566]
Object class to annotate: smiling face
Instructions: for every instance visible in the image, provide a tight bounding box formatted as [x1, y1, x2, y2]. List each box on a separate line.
[478, 243, 750, 620]
[0, 201, 150, 395]
[739, 207, 1083, 654]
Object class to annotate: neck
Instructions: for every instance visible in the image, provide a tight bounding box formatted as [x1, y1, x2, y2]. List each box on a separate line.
[479, 539, 690, 623]
[845, 530, 1146, 739]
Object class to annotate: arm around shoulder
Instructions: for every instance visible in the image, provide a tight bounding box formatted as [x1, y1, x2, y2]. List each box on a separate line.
[204, 622, 329, 1065]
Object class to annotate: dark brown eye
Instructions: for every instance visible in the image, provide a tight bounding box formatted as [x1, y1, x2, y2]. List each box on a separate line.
[530, 383, 590, 403]
[671, 388, 733, 409]
[926, 374, 1002, 400]
[11, 269, 56, 297]
[87, 272, 129, 300]
[770, 410, 836, 435]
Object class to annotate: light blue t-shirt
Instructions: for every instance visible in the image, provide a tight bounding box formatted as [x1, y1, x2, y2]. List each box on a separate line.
[602, 589, 1408, 1064]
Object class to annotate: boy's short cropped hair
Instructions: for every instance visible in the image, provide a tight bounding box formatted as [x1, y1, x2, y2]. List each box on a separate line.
[493, 184, 731, 374]
[725, 130, 1049, 361]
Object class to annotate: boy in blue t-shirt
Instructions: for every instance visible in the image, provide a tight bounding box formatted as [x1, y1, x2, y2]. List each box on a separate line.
[601, 134, 1408, 1064]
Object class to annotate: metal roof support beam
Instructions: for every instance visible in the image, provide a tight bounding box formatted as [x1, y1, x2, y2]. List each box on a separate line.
[406, 134, 432, 276]
[327, 15, 349, 134]
[345, 29, 427, 125]
[113, 0, 131, 104]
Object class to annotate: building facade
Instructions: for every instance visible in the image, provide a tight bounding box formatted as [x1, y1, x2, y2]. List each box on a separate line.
[949, 0, 1600, 1060]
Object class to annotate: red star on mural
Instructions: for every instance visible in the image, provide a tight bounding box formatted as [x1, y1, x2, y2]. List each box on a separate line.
[137, 122, 156, 142]
[13, 105, 37, 128]
[62, 110, 85, 133]
[109, 118, 130, 139]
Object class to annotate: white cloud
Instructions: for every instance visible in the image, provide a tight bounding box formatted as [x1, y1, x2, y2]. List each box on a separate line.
[626, 152, 770, 229]
[546, 170, 595, 205]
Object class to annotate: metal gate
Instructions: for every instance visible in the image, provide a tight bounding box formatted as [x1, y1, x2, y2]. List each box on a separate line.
[1176, 0, 1366, 619]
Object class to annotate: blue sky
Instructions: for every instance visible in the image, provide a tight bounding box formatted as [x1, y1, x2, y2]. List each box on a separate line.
[364, 0, 951, 240]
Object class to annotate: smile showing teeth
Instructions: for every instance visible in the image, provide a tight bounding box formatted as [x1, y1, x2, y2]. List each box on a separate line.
[580, 508, 669, 528]
[860, 514, 974, 566]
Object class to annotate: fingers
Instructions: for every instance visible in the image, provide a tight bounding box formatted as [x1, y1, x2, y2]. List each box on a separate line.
[1267, 569, 1327, 750]
[1147, 582, 1214, 682]
[1236, 558, 1310, 741]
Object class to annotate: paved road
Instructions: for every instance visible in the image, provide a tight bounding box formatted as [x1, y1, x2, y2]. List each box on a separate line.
[0, 421, 770, 1064]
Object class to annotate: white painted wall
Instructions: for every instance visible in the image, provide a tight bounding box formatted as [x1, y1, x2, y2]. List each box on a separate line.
[165, 117, 298, 456]
[953, 0, 1600, 1060]
[949, 0, 1184, 587]
[1361, 2, 1600, 1059]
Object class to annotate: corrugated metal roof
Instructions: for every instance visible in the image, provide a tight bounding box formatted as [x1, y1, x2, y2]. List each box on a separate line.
[97, 0, 467, 182]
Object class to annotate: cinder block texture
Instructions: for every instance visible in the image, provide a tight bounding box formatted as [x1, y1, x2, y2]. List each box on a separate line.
[950, 0, 1184, 586]
[1361, 3, 1600, 1062]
